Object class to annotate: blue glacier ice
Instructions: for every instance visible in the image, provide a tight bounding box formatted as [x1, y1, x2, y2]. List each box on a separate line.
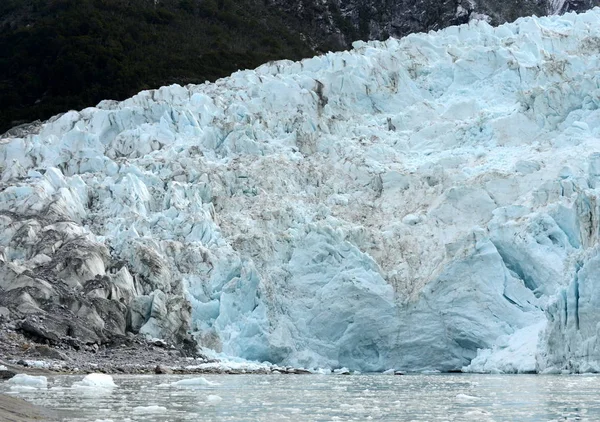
[3, 8, 600, 372]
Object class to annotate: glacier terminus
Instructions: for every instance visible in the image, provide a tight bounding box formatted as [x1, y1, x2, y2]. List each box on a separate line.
[3, 8, 600, 373]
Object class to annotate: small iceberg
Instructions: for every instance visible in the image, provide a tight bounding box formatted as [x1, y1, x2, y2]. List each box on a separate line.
[170, 377, 217, 388]
[6, 374, 48, 389]
[132, 405, 167, 414]
[206, 395, 223, 404]
[456, 393, 480, 401]
[73, 373, 118, 389]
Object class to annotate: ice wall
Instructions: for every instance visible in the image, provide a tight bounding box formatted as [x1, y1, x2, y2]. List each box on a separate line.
[2, 9, 600, 371]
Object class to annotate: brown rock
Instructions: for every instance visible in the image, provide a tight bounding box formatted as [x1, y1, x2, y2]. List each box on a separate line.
[0, 369, 16, 380]
[28, 345, 69, 361]
[154, 364, 173, 374]
[0, 393, 66, 421]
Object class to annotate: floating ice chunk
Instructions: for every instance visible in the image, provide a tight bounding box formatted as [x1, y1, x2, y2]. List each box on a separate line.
[206, 395, 223, 404]
[340, 403, 366, 413]
[456, 393, 480, 401]
[187, 353, 278, 373]
[382, 368, 395, 375]
[463, 409, 492, 418]
[9, 386, 39, 392]
[132, 405, 167, 414]
[6, 374, 48, 389]
[171, 377, 216, 387]
[73, 373, 118, 389]
[0, 365, 7, 371]
[333, 367, 351, 375]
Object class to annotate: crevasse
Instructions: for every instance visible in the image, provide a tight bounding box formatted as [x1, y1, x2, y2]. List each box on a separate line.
[2, 9, 600, 372]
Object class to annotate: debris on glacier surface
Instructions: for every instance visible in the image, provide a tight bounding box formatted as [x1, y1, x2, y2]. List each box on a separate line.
[2, 8, 600, 372]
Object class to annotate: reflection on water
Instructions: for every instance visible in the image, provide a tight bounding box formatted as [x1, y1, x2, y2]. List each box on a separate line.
[1, 373, 598, 421]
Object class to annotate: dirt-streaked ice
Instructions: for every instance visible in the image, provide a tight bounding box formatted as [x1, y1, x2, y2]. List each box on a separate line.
[3, 9, 600, 372]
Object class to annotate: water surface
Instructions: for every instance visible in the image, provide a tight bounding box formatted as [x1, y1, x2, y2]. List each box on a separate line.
[1, 374, 597, 421]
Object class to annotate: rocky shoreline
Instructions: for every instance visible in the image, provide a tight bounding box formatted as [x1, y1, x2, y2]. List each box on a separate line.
[0, 316, 197, 375]
[0, 320, 307, 422]
[0, 393, 67, 422]
[0, 317, 311, 377]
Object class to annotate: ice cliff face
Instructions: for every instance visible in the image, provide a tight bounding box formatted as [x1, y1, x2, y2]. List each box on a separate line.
[3, 8, 600, 372]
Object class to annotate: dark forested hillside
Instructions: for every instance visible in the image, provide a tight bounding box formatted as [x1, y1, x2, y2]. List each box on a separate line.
[0, 0, 323, 133]
[1, 0, 598, 133]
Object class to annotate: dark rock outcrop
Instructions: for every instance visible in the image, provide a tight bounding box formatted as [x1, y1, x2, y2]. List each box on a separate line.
[0, 212, 192, 351]
[0, 394, 64, 422]
[271, 0, 600, 49]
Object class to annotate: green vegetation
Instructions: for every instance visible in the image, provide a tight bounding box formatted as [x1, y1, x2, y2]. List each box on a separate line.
[0, 0, 341, 132]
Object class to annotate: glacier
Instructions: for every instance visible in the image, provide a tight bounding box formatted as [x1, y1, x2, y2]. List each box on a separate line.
[2, 8, 600, 372]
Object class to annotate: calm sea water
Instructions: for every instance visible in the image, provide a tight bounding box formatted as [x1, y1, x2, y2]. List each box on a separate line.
[2, 373, 598, 421]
